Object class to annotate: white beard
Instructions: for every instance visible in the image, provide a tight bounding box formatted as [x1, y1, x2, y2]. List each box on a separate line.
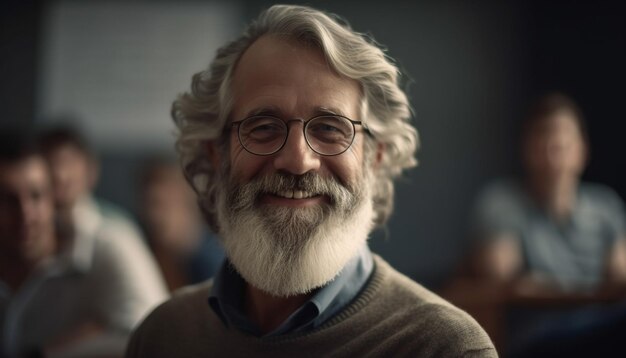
[215, 170, 375, 297]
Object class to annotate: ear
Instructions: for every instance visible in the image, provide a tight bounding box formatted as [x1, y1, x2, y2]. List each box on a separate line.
[206, 141, 221, 168]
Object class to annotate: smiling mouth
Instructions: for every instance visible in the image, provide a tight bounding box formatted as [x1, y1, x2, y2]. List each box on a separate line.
[256, 189, 331, 208]
[274, 189, 316, 199]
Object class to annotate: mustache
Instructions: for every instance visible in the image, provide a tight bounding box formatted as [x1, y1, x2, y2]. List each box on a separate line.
[258, 172, 346, 195]
[228, 172, 354, 211]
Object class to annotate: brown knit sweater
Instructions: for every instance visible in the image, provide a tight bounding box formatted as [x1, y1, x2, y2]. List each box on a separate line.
[126, 255, 497, 357]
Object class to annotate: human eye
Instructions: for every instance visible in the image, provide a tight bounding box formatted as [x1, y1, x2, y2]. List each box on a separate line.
[241, 117, 285, 142]
[308, 116, 352, 141]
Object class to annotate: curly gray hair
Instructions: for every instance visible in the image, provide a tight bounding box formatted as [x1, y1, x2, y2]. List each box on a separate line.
[172, 4, 419, 231]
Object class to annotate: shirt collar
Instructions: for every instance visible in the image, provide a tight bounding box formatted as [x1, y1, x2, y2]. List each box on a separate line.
[208, 244, 373, 337]
[309, 244, 373, 326]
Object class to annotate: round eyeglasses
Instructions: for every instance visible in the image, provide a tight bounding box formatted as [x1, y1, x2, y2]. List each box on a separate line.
[231, 115, 371, 156]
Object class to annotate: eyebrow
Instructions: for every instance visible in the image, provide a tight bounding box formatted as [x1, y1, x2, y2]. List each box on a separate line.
[246, 106, 281, 118]
[244, 106, 348, 119]
[315, 106, 346, 116]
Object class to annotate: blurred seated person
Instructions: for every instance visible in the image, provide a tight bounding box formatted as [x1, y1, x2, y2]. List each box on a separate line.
[471, 92, 626, 294]
[470, 93, 626, 355]
[38, 125, 138, 243]
[138, 158, 224, 291]
[0, 128, 166, 357]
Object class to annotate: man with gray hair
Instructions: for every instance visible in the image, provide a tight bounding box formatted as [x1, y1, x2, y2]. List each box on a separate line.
[127, 5, 495, 357]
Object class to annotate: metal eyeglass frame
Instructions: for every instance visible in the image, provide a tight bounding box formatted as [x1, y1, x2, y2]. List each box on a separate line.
[231, 114, 372, 156]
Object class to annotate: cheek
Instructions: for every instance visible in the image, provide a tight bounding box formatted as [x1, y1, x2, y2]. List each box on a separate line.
[229, 138, 267, 183]
[37, 200, 54, 224]
[327, 143, 364, 186]
[72, 162, 91, 187]
[568, 143, 586, 166]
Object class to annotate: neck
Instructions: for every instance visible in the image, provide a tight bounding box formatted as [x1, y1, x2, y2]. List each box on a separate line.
[528, 174, 578, 221]
[244, 283, 314, 334]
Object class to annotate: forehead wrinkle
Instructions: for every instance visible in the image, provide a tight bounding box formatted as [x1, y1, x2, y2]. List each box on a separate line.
[231, 35, 362, 123]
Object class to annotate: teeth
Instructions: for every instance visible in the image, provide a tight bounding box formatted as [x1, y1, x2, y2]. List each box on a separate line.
[278, 190, 293, 199]
[275, 190, 313, 199]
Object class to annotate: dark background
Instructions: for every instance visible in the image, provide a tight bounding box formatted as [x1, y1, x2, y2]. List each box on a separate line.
[2, 0, 625, 288]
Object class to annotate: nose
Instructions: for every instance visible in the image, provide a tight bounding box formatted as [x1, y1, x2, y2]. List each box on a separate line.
[273, 122, 321, 175]
[545, 134, 568, 160]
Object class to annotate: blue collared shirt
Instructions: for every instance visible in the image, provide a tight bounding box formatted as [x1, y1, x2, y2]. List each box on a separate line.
[208, 244, 373, 337]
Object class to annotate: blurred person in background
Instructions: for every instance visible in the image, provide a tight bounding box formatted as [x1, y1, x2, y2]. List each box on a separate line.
[470, 92, 626, 355]
[38, 125, 133, 241]
[472, 92, 626, 294]
[138, 157, 224, 291]
[0, 127, 166, 357]
[127, 5, 496, 357]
